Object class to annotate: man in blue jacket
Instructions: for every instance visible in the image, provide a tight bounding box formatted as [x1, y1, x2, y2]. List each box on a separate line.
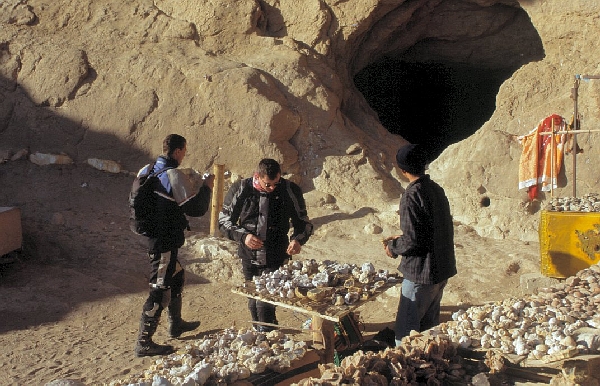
[384, 144, 457, 346]
[135, 134, 214, 357]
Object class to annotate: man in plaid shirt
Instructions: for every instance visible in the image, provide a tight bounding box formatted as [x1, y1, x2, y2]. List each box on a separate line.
[384, 144, 457, 347]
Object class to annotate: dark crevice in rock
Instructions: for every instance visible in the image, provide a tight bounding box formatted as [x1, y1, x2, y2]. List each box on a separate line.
[355, 60, 515, 159]
[352, 2, 544, 160]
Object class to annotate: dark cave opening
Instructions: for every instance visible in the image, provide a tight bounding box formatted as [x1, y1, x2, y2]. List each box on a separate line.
[354, 59, 515, 159]
[351, 2, 545, 162]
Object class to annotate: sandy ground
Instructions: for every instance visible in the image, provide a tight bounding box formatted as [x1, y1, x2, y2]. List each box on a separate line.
[0, 161, 542, 385]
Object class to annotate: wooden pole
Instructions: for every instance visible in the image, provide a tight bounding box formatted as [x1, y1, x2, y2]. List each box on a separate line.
[550, 119, 555, 197]
[572, 76, 579, 197]
[311, 314, 336, 364]
[210, 164, 225, 237]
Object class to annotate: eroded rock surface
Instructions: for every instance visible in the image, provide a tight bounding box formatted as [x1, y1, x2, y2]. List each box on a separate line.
[1, 0, 599, 240]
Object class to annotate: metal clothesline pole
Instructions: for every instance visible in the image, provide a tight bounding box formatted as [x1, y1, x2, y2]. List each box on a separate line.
[538, 128, 600, 197]
[562, 73, 600, 197]
[539, 129, 600, 135]
[573, 77, 579, 197]
[540, 127, 600, 197]
[536, 74, 600, 198]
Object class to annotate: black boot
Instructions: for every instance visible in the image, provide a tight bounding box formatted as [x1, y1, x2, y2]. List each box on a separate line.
[248, 298, 261, 331]
[135, 312, 174, 357]
[256, 301, 278, 332]
[168, 296, 200, 338]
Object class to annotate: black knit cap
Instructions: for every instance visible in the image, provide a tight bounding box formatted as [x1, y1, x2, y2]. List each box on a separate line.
[395, 144, 427, 174]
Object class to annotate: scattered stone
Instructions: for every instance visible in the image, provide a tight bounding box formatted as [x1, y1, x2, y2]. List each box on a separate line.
[86, 158, 122, 173]
[29, 152, 73, 166]
[11, 148, 29, 161]
[0, 150, 10, 163]
[345, 143, 362, 155]
[364, 223, 383, 234]
[445, 263, 600, 362]
[471, 372, 505, 386]
[44, 380, 86, 386]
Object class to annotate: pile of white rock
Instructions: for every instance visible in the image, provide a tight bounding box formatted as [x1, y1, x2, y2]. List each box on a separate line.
[293, 264, 600, 385]
[442, 263, 600, 362]
[545, 193, 600, 212]
[248, 259, 398, 304]
[112, 328, 308, 386]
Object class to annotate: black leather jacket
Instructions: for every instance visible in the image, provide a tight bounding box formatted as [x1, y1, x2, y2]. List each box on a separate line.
[218, 177, 313, 266]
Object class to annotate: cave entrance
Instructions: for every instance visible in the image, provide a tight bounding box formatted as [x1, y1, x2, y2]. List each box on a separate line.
[355, 60, 514, 158]
[353, 3, 544, 160]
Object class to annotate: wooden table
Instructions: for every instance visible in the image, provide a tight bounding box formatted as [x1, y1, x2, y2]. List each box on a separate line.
[232, 277, 401, 363]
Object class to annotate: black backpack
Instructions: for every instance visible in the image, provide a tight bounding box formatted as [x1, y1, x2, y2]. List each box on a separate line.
[128, 164, 172, 236]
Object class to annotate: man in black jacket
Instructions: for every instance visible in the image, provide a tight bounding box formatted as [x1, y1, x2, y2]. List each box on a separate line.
[218, 158, 313, 331]
[384, 144, 457, 346]
[134, 134, 214, 357]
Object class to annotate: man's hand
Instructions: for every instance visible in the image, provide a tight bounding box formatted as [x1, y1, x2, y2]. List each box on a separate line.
[244, 234, 264, 250]
[202, 174, 215, 190]
[382, 235, 400, 258]
[384, 244, 396, 258]
[287, 239, 301, 255]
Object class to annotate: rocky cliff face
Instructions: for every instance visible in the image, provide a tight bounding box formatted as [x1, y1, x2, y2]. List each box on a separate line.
[1, 0, 598, 240]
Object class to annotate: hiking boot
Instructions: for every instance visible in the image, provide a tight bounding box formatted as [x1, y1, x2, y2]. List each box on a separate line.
[168, 320, 200, 338]
[135, 310, 174, 357]
[135, 341, 175, 357]
[252, 319, 279, 333]
[168, 296, 200, 338]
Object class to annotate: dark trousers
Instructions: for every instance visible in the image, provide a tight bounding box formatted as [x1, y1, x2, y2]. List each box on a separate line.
[142, 249, 185, 317]
[394, 279, 447, 344]
[242, 259, 278, 327]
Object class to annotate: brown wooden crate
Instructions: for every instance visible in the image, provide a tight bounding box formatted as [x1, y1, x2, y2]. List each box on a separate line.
[0, 207, 22, 256]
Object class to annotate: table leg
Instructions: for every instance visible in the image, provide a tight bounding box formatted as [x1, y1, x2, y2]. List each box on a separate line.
[311, 315, 335, 364]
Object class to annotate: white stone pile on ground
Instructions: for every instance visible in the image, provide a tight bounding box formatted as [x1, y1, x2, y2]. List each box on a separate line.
[443, 263, 600, 362]
[111, 328, 308, 386]
[101, 262, 600, 386]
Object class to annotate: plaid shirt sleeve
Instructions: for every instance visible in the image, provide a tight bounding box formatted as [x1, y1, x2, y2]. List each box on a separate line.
[389, 183, 430, 257]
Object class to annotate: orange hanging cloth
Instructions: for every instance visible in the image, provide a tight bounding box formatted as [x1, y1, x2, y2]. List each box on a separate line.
[518, 114, 567, 201]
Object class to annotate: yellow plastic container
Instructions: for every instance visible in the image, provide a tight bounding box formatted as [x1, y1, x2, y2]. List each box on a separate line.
[539, 210, 600, 278]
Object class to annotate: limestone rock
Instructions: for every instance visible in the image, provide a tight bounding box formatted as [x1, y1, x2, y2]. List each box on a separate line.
[11, 149, 28, 161]
[86, 158, 122, 174]
[45, 380, 86, 386]
[0, 1, 36, 26]
[1, 0, 598, 241]
[0, 149, 10, 163]
[29, 152, 73, 166]
[364, 223, 383, 235]
[19, 45, 89, 107]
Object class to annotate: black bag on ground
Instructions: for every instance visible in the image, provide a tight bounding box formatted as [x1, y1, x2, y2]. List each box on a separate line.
[333, 312, 364, 365]
[129, 164, 171, 236]
[334, 312, 363, 349]
[371, 326, 396, 348]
